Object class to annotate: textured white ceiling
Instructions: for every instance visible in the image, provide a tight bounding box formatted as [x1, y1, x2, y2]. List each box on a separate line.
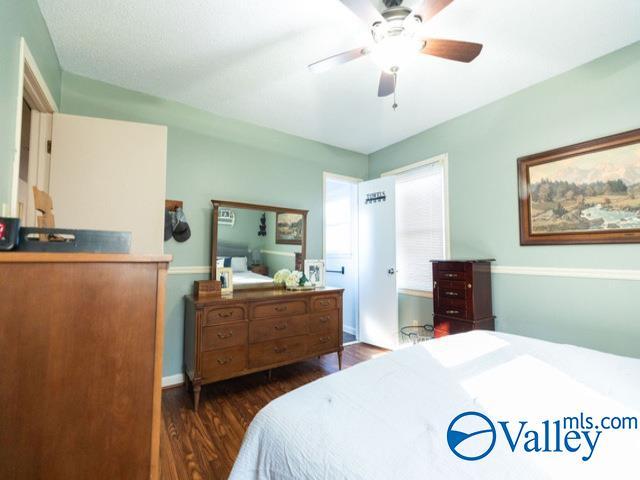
[38, 0, 640, 154]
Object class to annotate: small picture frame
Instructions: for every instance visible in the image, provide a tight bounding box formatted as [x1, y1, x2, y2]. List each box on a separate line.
[216, 267, 233, 294]
[218, 208, 235, 227]
[304, 259, 325, 287]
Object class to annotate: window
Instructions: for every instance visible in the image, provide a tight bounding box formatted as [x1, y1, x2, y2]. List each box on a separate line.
[392, 158, 447, 293]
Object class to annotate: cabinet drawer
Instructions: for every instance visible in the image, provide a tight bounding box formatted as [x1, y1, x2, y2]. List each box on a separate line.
[201, 345, 247, 380]
[434, 304, 467, 319]
[204, 306, 246, 326]
[308, 332, 339, 354]
[438, 287, 466, 300]
[311, 295, 340, 312]
[433, 317, 472, 338]
[435, 270, 468, 281]
[438, 297, 466, 310]
[249, 315, 308, 343]
[308, 310, 339, 334]
[202, 322, 247, 351]
[249, 335, 307, 369]
[252, 300, 307, 319]
[436, 262, 466, 272]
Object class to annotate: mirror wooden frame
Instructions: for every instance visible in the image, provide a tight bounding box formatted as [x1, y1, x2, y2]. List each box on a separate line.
[210, 199, 308, 289]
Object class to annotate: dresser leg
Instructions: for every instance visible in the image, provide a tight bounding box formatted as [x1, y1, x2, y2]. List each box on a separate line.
[337, 351, 342, 370]
[193, 382, 201, 412]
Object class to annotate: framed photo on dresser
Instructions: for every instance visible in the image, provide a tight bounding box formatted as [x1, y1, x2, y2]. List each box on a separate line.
[518, 128, 640, 245]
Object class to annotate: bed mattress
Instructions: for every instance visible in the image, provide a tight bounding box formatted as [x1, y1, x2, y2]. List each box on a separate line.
[229, 331, 640, 480]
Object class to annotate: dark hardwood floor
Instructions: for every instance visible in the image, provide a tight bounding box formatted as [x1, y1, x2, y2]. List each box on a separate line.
[160, 343, 385, 480]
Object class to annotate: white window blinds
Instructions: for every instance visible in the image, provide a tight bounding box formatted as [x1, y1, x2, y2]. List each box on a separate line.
[395, 161, 446, 292]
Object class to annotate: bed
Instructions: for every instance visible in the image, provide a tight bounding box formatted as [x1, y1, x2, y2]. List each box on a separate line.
[229, 331, 640, 479]
[218, 242, 274, 285]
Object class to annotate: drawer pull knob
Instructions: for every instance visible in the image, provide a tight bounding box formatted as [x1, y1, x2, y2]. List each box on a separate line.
[218, 311, 233, 318]
[274, 346, 288, 353]
[274, 324, 287, 331]
[275, 305, 288, 312]
[217, 357, 233, 365]
[217, 331, 233, 339]
[446, 310, 460, 315]
[444, 291, 458, 297]
[319, 336, 330, 343]
[468, 283, 472, 289]
[319, 300, 330, 306]
[444, 273, 458, 278]
[319, 316, 330, 323]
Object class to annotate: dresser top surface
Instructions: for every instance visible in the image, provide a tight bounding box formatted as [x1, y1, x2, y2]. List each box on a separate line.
[0, 252, 172, 264]
[187, 286, 343, 306]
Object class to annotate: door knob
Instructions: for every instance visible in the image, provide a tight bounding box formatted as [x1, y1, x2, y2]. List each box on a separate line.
[388, 268, 396, 275]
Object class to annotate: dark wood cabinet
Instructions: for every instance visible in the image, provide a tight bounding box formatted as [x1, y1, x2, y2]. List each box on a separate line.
[184, 287, 343, 411]
[432, 259, 495, 338]
[0, 253, 171, 480]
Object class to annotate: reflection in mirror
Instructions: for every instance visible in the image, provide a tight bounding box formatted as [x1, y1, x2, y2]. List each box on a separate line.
[216, 208, 302, 286]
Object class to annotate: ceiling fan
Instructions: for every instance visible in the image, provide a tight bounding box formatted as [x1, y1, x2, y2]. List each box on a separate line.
[308, 0, 483, 109]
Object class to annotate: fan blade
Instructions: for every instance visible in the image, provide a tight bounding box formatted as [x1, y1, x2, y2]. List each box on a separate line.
[339, 0, 384, 26]
[308, 47, 369, 74]
[378, 71, 395, 97]
[413, 0, 454, 22]
[421, 39, 483, 63]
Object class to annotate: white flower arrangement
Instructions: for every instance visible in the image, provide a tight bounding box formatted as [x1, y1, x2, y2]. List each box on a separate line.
[285, 271, 304, 288]
[273, 269, 291, 285]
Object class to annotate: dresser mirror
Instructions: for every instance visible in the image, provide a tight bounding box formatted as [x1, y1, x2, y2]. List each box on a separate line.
[211, 200, 308, 288]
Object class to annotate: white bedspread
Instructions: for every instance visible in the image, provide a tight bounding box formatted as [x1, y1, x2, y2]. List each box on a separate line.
[233, 270, 274, 285]
[229, 331, 640, 480]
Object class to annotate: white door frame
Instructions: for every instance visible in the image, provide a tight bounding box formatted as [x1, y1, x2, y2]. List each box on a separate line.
[10, 38, 58, 217]
[323, 172, 362, 344]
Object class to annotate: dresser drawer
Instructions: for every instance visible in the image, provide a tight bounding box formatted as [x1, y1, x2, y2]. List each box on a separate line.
[249, 315, 308, 343]
[308, 310, 339, 334]
[434, 304, 467, 319]
[202, 322, 247, 351]
[252, 300, 307, 319]
[307, 332, 339, 354]
[311, 294, 340, 312]
[249, 335, 307, 368]
[201, 345, 247, 380]
[204, 305, 246, 326]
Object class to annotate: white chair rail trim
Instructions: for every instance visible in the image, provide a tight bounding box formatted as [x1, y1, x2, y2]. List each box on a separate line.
[492, 265, 640, 281]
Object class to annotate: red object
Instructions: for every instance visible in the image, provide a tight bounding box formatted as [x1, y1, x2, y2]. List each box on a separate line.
[0, 222, 5, 240]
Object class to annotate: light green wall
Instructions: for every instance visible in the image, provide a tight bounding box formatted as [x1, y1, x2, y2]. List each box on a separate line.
[370, 41, 640, 358]
[0, 0, 61, 209]
[60, 71, 368, 375]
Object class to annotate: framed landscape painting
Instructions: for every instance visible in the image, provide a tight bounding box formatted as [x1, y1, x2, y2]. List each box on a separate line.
[276, 211, 304, 245]
[518, 128, 640, 245]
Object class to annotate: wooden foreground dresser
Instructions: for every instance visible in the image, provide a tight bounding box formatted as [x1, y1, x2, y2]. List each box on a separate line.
[432, 259, 495, 338]
[184, 287, 343, 410]
[0, 253, 171, 480]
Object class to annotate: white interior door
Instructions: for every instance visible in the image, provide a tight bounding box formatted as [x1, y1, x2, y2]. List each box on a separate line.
[358, 176, 398, 349]
[324, 174, 359, 342]
[49, 113, 167, 254]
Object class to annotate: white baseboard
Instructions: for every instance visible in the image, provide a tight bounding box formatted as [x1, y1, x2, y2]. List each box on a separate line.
[162, 373, 185, 388]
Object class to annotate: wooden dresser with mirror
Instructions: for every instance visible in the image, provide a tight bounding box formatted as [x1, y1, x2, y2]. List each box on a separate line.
[184, 200, 343, 410]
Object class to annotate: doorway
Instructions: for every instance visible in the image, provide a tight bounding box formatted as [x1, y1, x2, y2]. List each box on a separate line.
[11, 38, 57, 222]
[323, 173, 360, 344]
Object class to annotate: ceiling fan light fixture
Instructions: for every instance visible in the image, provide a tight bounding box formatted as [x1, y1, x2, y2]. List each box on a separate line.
[370, 34, 424, 72]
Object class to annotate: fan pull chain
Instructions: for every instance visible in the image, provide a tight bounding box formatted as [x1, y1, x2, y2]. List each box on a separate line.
[392, 72, 398, 111]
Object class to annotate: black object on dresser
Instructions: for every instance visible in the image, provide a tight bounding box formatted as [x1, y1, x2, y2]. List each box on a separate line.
[431, 259, 495, 338]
